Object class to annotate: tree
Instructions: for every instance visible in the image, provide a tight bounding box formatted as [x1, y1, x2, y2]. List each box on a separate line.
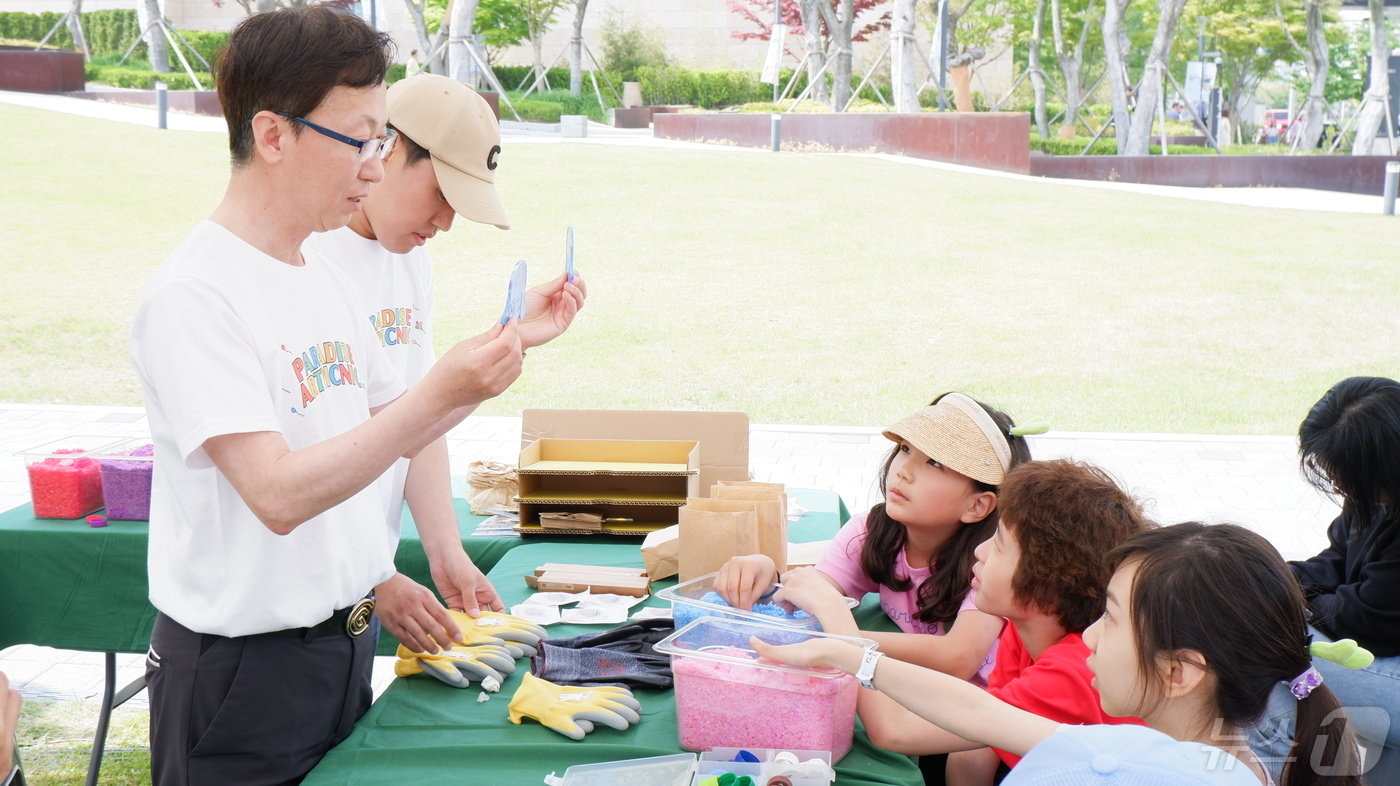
[474, 0, 530, 65]
[892, 0, 918, 111]
[142, 0, 169, 74]
[1276, 0, 1331, 150]
[1028, 0, 1050, 136]
[447, 0, 480, 82]
[1102, 0, 1133, 150]
[1351, 0, 1388, 153]
[1175, 0, 1296, 145]
[1121, 0, 1188, 154]
[728, 0, 889, 109]
[402, 0, 448, 74]
[519, 0, 569, 89]
[568, 0, 590, 95]
[1048, 0, 1101, 136]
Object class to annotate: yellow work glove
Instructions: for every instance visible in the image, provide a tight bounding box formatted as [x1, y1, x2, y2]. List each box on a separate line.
[507, 673, 642, 740]
[435, 610, 548, 658]
[394, 642, 517, 689]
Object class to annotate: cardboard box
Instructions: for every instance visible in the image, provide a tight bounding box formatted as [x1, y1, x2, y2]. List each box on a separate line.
[529, 570, 652, 597]
[521, 409, 750, 497]
[530, 563, 649, 579]
[514, 438, 700, 537]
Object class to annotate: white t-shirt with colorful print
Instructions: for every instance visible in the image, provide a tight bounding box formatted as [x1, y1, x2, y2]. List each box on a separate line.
[307, 226, 435, 548]
[131, 221, 406, 638]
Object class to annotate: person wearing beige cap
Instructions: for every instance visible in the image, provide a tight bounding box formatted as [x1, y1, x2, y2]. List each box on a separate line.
[718, 392, 1033, 665]
[305, 73, 586, 654]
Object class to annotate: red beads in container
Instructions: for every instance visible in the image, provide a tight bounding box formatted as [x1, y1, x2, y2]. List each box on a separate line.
[19, 437, 124, 519]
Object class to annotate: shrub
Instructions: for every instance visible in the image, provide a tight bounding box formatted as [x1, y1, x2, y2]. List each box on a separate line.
[599, 11, 668, 82]
[637, 67, 767, 108]
[1030, 135, 1220, 156]
[0, 9, 142, 59]
[85, 64, 212, 90]
[494, 65, 573, 92]
[511, 99, 563, 123]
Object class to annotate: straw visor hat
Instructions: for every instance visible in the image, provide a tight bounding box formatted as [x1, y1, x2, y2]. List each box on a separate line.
[387, 74, 510, 230]
[882, 393, 1013, 486]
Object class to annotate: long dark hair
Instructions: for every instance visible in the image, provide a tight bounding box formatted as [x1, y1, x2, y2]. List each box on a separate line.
[1300, 376, 1400, 533]
[1108, 523, 1362, 786]
[860, 393, 1032, 629]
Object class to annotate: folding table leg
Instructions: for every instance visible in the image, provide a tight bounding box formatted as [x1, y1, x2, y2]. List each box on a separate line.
[85, 653, 146, 786]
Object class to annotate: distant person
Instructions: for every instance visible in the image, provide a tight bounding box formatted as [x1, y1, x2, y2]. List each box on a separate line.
[1217, 108, 1232, 145]
[406, 48, 424, 77]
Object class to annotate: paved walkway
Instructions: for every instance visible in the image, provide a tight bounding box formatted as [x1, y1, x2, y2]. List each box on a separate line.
[0, 403, 1337, 711]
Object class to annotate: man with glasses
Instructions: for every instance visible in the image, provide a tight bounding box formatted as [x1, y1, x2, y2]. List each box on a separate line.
[304, 74, 587, 653]
[129, 8, 523, 785]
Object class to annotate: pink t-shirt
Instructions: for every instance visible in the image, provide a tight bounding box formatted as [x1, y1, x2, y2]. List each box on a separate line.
[816, 513, 997, 681]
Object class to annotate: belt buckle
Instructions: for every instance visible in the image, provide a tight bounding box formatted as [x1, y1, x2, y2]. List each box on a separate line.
[345, 598, 375, 638]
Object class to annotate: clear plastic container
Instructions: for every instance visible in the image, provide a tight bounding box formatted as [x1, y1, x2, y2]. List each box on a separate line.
[18, 436, 124, 519]
[693, 748, 835, 786]
[657, 572, 859, 632]
[548, 753, 697, 786]
[95, 439, 155, 521]
[654, 617, 876, 762]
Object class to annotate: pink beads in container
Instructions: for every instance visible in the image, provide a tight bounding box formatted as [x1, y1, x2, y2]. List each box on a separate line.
[96, 441, 155, 521]
[18, 436, 124, 519]
[654, 617, 876, 762]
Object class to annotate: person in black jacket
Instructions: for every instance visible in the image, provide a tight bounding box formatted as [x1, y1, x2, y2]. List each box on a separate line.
[1249, 376, 1400, 783]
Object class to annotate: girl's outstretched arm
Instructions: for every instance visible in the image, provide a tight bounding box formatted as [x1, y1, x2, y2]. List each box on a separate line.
[751, 636, 1060, 757]
[780, 569, 1003, 680]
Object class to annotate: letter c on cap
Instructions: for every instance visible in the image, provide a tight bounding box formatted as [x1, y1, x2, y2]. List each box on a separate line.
[486, 144, 501, 171]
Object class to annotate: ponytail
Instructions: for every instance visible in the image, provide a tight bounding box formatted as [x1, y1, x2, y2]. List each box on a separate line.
[1282, 684, 1363, 786]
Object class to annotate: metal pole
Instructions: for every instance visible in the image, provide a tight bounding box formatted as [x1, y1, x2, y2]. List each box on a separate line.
[937, 0, 949, 111]
[772, 0, 781, 102]
[1384, 161, 1399, 215]
[770, 113, 782, 152]
[156, 81, 168, 130]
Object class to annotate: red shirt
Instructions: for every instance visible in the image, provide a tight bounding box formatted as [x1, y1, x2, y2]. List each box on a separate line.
[985, 624, 1145, 766]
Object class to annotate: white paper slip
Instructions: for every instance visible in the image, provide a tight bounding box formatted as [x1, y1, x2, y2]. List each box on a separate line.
[560, 605, 628, 625]
[630, 606, 674, 621]
[511, 602, 562, 626]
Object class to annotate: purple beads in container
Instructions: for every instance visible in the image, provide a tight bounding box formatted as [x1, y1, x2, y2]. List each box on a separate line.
[97, 442, 154, 521]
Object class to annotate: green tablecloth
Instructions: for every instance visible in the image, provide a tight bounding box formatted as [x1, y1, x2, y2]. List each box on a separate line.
[303, 504, 918, 786]
[0, 489, 850, 657]
[0, 497, 516, 655]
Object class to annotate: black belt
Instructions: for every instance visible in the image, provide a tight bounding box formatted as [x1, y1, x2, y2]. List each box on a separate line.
[266, 596, 376, 639]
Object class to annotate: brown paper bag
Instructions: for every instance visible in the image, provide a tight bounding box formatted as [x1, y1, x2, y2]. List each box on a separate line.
[711, 484, 788, 573]
[465, 461, 518, 515]
[640, 525, 681, 580]
[678, 498, 760, 581]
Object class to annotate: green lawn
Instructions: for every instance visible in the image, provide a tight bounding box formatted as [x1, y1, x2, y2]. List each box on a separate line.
[3, 102, 1395, 434]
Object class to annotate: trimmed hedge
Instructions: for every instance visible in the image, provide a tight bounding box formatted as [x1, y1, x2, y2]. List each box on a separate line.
[511, 99, 563, 123]
[0, 10, 142, 58]
[0, 10, 226, 70]
[1031, 135, 1219, 156]
[494, 65, 574, 92]
[86, 64, 212, 90]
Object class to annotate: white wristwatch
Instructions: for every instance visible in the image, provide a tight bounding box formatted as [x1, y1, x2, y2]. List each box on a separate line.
[854, 648, 885, 689]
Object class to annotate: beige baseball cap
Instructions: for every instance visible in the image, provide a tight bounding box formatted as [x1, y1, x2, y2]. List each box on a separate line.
[882, 393, 1013, 486]
[387, 74, 509, 230]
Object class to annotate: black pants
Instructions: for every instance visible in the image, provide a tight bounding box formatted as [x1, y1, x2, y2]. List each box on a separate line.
[146, 611, 378, 786]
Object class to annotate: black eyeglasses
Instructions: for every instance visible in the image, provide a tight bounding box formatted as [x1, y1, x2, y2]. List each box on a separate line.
[273, 111, 398, 162]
